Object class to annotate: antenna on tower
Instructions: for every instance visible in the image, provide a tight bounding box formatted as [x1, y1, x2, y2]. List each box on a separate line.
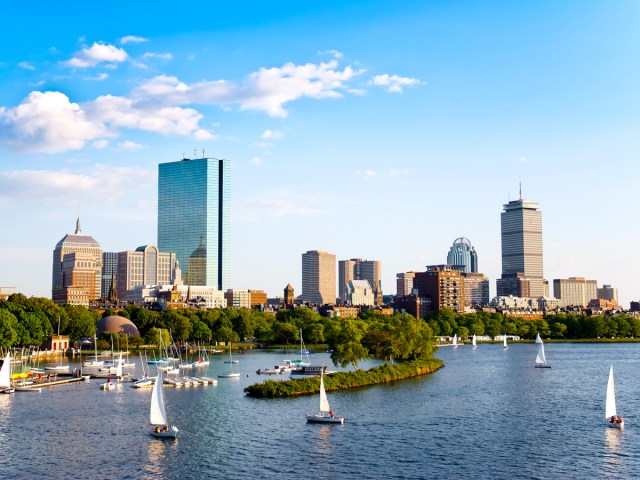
[519, 178, 522, 200]
[202, 149, 205, 158]
[193, 149, 197, 159]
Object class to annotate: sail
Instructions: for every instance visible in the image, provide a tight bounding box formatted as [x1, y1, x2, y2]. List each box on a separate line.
[452, 334, 458, 346]
[472, 335, 477, 347]
[150, 372, 168, 426]
[535, 343, 546, 365]
[116, 352, 123, 377]
[0, 353, 11, 388]
[319, 372, 331, 413]
[503, 336, 508, 347]
[605, 366, 617, 419]
[535, 333, 542, 344]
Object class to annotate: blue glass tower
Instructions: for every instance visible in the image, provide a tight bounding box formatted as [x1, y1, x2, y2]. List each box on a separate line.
[158, 157, 230, 290]
[446, 237, 478, 273]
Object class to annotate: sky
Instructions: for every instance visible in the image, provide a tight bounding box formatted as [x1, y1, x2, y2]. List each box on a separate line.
[0, 1, 639, 306]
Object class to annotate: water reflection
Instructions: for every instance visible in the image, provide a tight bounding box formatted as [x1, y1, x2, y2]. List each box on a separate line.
[143, 437, 178, 478]
[309, 424, 335, 456]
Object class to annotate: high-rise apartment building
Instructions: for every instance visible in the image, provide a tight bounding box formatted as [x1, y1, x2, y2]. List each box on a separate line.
[553, 277, 598, 308]
[446, 237, 478, 273]
[116, 245, 181, 302]
[497, 197, 544, 297]
[339, 258, 382, 305]
[301, 250, 336, 305]
[414, 265, 465, 313]
[462, 272, 490, 307]
[158, 157, 230, 290]
[598, 284, 619, 303]
[52, 218, 103, 305]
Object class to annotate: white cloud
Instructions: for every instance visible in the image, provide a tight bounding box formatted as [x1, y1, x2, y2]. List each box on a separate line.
[370, 74, 420, 93]
[261, 129, 284, 140]
[84, 73, 109, 81]
[250, 156, 263, 166]
[355, 169, 378, 180]
[62, 42, 129, 68]
[255, 141, 273, 149]
[92, 139, 109, 149]
[319, 49, 343, 59]
[18, 61, 36, 71]
[120, 35, 149, 44]
[143, 52, 173, 60]
[519, 156, 529, 163]
[118, 140, 147, 150]
[0, 91, 108, 153]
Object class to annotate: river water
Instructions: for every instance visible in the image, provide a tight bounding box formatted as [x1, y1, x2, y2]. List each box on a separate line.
[0, 343, 638, 479]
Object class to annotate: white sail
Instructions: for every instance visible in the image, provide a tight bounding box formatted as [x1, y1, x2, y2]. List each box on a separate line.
[503, 336, 508, 348]
[605, 365, 617, 420]
[0, 353, 11, 388]
[319, 372, 331, 413]
[150, 372, 168, 426]
[472, 335, 477, 347]
[535, 343, 547, 365]
[452, 334, 458, 346]
[535, 333, 542, 344]
[115, 352, 123, 377]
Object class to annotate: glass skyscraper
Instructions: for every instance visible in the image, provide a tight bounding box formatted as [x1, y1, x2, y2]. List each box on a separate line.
[158, 157, 230, 290]
[446, 237, 478, 273]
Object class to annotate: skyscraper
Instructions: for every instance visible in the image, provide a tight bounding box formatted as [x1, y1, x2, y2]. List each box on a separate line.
[301, 250, 336, 305]
[497, 197, 544, 297]
[338, 258, 382, 304]
[446, 237, 478, 273]
[158, 157, 230, 290]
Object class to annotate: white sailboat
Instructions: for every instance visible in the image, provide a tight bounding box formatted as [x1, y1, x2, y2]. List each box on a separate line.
[535, 333, 543, 344]
[45, 317, 70, 372]
[306, 370, 344, 424]
[218, 344, 240, 378]
[534, 341, 550, 368]
[292, 329, 311, 366]
[472, 334, 477, 350]
[606, 365, 624, 428]
[0, 353, 15, 394]
[503, 336, 509, 350]
[452, 334, 460, 348]
[83, 334, 104, 367]
[150, 372, 179, 438]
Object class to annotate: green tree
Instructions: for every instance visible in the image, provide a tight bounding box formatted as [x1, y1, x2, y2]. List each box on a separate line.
[0, 309, 18, 348]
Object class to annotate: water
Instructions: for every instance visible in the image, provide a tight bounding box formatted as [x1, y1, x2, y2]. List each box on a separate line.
[0, 344, 638, 479]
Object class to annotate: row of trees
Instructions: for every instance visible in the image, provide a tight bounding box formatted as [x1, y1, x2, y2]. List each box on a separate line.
[425, 308, 640, 340]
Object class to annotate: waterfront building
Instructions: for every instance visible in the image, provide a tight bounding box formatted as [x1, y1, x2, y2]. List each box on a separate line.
[396, 272, 418, 296]
[52, 218, 103, 305]
[446, 237, 478, 273]
[101, 252, 118, 300]
[117, 245, 181, 302]
[598, 284, 619, 303]
[497, 196, 544, 297]
[301, 250, 336, 305]
[553, 277, 598, 308]
[414, 265, 465, 313]
[339, 258, 382, 305]
[158, 157, 230, 290]
[462, 272, 490, 307]
[344, 279, 375, 306]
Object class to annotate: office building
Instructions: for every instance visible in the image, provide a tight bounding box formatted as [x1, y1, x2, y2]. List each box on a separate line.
[344, 279, 375, 306]
[339, 258, 382, 305]
[52, 218, 103, 305]
[414, 265, 465, 313]
[101, 252, 118, 300]
[497, 197, 544, 297]
[117, 245, 181, 302]
[396, 272, 418, 296]
[446, 237, 478, 273]
[158, 157, 230, 290]
[301, 250, 336, 305]
[598, 284, 619, 303]
[462, 272, 490, 307]
[553, 277, 598, 308]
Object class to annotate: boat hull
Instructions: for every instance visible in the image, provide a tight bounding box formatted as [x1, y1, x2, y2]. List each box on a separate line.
[607, 422, 624, 429]
[535, 364, 551, 368]
[306, 414, 344, 425]
[151, 426, 179, 439]
[218, 373, 240, 378]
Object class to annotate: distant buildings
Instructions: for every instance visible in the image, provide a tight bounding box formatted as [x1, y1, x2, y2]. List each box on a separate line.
[598, 284, 619, 303]
[446, 237, 478, 273]
[338, 258, 382, 305]
[116, 245, 181, 302]
[101, 252, 118, 300]
[553, 277, 597, 308]
[301, 250, 336, 305]
[344, 279, 375, 306]
[225, 289, 267, 308]
[52, 218, 103, 306]
[396, 272, 417, 296]
[497, 197, 544, 298]
[0, 287, 16, 301]
[461, 272, 490, 307]
[414, 265, 465, 313]
[158, 157, 230, 290]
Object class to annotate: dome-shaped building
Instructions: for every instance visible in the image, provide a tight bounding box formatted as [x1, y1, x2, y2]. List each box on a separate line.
[96, 315, 140, 337]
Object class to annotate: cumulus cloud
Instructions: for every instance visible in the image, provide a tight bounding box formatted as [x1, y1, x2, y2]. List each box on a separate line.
[18, 61, 36, 71]
[120, 35, 148, 44]
[118, 140, 147, 150]
[319, 49, 343, 59]
[261, 129, 284, 140]
[84, 73, 109, 81]
[370, 74, 420, 93]
[0, 91, 108, 153]
[62, 42, 128, 68]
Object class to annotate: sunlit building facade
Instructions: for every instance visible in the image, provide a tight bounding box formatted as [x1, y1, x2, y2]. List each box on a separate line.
[446, 237, 478, 273]
[158, 157, 230, 290]
[301, 250, 336, 305]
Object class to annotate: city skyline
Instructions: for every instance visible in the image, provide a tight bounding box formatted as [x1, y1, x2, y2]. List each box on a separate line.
[0, 2, 638, 306]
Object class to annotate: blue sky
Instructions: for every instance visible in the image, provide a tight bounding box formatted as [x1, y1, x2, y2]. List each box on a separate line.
[0, 1, 638, 306]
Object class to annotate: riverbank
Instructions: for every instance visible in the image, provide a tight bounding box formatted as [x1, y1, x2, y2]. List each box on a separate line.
[244, 357, 444, 398]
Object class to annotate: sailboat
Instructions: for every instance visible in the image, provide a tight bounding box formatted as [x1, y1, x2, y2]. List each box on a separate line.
[83, 334, 104, 367]
[306, 369, 344, 424]
[534, 340, 550, 368]
[535, 333, 543, 344]
[0, 353, 15, 394]
[472, 334, 477, 350]
[503, 336, 509, 350]
[150, 372, 179, 439]
[218, 343, 240, 378]
[45, 317, 70, 372]
[606, 365, 624, 429]
[452, 334, 460, 348]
